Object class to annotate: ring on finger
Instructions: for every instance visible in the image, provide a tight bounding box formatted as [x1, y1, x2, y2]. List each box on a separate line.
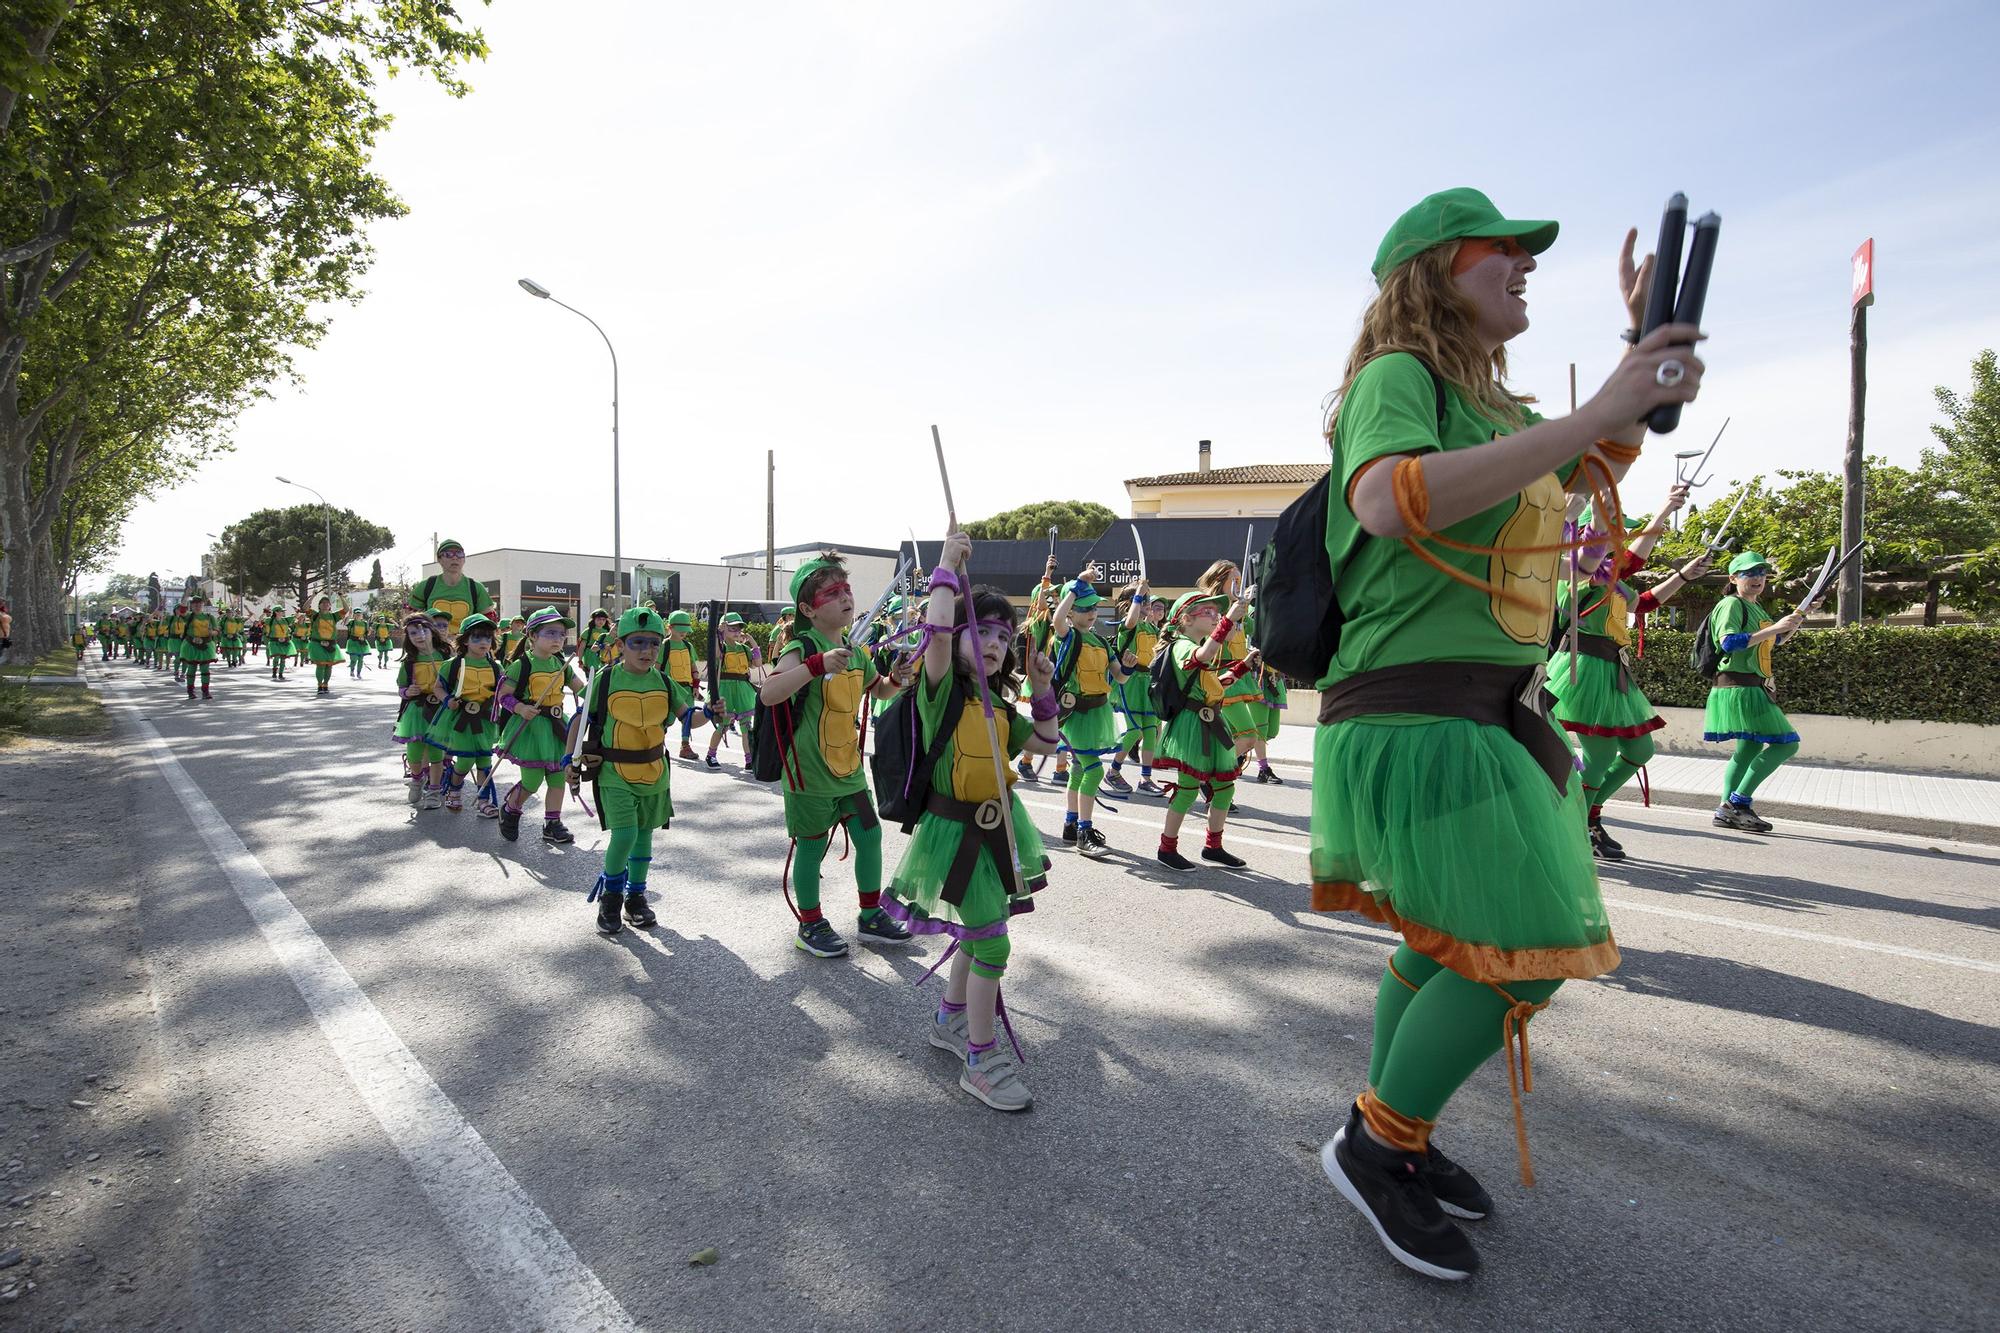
[1655, 358, 1687, 388]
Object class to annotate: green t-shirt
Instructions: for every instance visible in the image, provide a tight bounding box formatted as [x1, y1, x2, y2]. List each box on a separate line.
[1711, 597, 1775, 678]
[415, 574, 493, 633]
[1320, 352, 1568, 689]
[918, 671, 1033, 804]
[776, 624, 880, 797]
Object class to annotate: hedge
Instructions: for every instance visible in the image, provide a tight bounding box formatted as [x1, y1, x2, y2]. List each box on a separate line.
[1630, 625, 2000, 725]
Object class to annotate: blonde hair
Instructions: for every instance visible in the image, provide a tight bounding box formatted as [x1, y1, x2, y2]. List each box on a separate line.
[1195, 560, 1237, 596]
[1326, 245, 1534, 439]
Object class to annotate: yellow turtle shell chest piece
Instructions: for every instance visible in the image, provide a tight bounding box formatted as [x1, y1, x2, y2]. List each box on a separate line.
[1489, 471, 1567, 645]
[608, 686, 671, 785]
[948, 696, 1018, 802]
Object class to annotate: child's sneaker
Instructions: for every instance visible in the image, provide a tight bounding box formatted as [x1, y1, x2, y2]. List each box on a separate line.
[1136, 777, 1166, 796]
[705, 753, 721, 769]
[623, 891, 658, 928]
[596, 892, 624, 935]
[1076, 826, 1110, 858]
[542, 818, 575, 845]
[1102, 768, 1133, 794]
[1201, 843, 1247, 868]
[498, 807, 521, 841]
[857, 911, 912, 943]
[929, 1006, 969, 1056]
[1321, 1103, 1478, 1281]
[1016, 758, 1036, 782]
[960, 1044, 1032, 1112]
[795, 918, 849, 958]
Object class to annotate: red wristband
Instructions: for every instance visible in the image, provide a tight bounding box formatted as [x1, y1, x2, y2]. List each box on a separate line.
[1209, 615, 1234, 644]
[805, 652, 827, 678]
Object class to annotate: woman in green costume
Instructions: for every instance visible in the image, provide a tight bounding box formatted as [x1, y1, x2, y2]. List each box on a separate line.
[218, 604, 246, 668]
[1309, 188, 1706, 1281]
[262, 608, 290, 678]
[344, 609, 372, 679]
[1048, 566, 1125, 857]
[301, 595, 348, 696]
[179, 596, 221, 700]
[883, 530, 1060, 1112]
[1152, 590, 1253, 871]
[494, 607, 584, 844]
[1546, 488, 1709, 859]
[578, 607, 693, 935]
[702, 612, 763, 769]
[1702, 551, 1804, 833]
[422, 612, 505, 816]
[1104, 581, 1164, 796]
[392, 614, 448, 807]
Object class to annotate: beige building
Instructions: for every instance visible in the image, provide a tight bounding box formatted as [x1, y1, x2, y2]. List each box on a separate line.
[1124, 440, 1326, 518]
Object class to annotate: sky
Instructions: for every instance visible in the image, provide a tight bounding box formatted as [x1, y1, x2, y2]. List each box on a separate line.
[91, 0, 2000, 594]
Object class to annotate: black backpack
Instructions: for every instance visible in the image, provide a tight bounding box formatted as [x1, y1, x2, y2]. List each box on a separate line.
[1251, 361, 1447, 684]
[1689, 597, 1730, 680]
[1148, 633, 1196, 725]
[869, 673, 965, 832]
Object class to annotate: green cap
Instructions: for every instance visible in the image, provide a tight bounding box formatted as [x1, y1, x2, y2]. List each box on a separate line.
[1580, 505, 1644, 532]
[523, 606, 572, 634]
[789, 556, 840, 606]
[616, 606, 665, 639]
[1167, 591, 1228, 623]
[435, 537, 464, 555]
[457, 613, 496, 638]
[589, 606, 610, 621]
[666, 610, 694, 628]
[1372, 188, 1559, 283]
[721, 612, 746, 627]
[1727, 551, 1772, 576]
[1071, 585, 1103, 611]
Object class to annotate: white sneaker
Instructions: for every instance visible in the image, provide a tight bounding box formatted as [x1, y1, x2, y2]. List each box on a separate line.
[960, 1045, 1032, 1112]
[928, 1006, 969, 1056]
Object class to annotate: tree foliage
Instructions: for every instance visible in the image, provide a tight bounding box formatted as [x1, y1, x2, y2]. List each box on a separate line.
[963, 500, 1118, 542]
[220, 504, 393, 607]
[0, 2, 487, 659]
[1927, 349, 2000, 514]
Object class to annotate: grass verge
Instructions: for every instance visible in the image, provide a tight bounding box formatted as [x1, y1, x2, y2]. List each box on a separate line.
[0, 680, 110, 744]
[0, 647, 82, 679]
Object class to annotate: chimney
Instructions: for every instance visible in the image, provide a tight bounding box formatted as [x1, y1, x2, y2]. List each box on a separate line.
[1197, 440, 1212, 474]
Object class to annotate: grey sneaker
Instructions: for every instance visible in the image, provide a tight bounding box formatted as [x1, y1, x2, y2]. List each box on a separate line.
[418, 787, 443, 811]
[928, 1006, 969, 1056]
[960, 1044, 1032, 1112]
[1076, 826, 1111, 858]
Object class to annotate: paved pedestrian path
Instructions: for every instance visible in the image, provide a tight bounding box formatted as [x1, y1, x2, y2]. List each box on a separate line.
[1263, 724, 2000, 831]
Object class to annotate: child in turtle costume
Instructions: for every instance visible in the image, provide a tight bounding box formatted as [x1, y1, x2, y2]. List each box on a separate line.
[393, 613, 449, 807]
[303, 595, 348, 695]
[344, 609, 372, 678]
[702, 611, 763, 769]
[1048, 570, 1126, 857]
[374, 615, 395, 668]
[1701, 551, 1804, 833]
[219, 605, 247, 668]
[576, 607, 694, 935]
[164, 604, 187, 680]
[494, 607, 584, 845]
[1105, 585, 1165, 796]
[422, 612, 505, 816]
[179, 597, 221, 699]
[660, 609, 707, 760]
[1153, 590, 1253, 871]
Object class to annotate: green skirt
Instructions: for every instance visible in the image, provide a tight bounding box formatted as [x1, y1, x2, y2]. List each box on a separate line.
[496, 708, 570, 770]
[179, 640, 218, 663]
[1115, 668, 1154, 717]
[599, 764, 672, 830]
[426, 703, 499, 761]
[1058, 698, 1119, 756]
[1157, 706, 1241, 781]
[305, 639, 342, 665]
[1309, 716, 1618, 983]
[1703, 683, 1799, 744]
[392, 699, 442, 745]
[716, 679, 757, 719]
[884, 791, 1049, 941]
[268, 640, 292, 659]
[1548, 650, 1664, 739]
[1222, 698, 1265, 740]
[345, 642, 369, 659]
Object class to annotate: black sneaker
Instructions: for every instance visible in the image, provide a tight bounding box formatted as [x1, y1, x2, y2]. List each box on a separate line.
[1076, 826, 1110, 858]
[1158, 847, 1196, 872]
[1061, 822, 1078, 844]
[596, 893, 624, 936]
[1201, 844, 1247, 868]
[1102, 769, 1133, 794]
[499, 807, 522, 842]
[1322, 1106, 1479, 1281]
[1588, 821, 1625, 861]
[857, 911, 912, 944]
[1423, 1141, 1493, 1222]
[795, 918, 849, 958]
[1713, 802, 1773, 833]
[623, 891, 658, 928]
[1255, 765, 1282, 784]
[542, 819, 575, 845]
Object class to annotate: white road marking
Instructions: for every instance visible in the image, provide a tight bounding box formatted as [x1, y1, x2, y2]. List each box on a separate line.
[1016, 796, 2000, 975]
[111, 690, 637, 1333]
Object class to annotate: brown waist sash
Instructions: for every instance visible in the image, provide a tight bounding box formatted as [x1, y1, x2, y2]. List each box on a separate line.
[1319, 660, 1573, 794]
[1571, 632, 1633, 692]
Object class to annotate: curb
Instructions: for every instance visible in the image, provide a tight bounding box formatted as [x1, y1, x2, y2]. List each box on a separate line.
[1606, 785, 2000, 849]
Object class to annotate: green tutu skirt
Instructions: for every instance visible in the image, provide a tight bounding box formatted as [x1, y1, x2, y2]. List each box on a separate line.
[716, 679, 757, 720]
[305, 639, 342, 665]
[426, 704, 499, 761]
[884, 792, 1049, 941]
[496, 709, 570, 770]
[1157, 706, 1241, 781]
[1548, 651, 1663, 739]
[1309, 716, 1618, 983]
[392, 699, 442, 745]
[1703, 683, 1799, 744]
[179, 640, 218, 663]
[597, 764, 672, 830]
[1059, 698, 1119, 756]
[268, 640, 292, 659]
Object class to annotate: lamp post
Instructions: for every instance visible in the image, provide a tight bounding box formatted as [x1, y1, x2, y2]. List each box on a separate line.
[276, 476, 334, 603]
[518, 277, 622, 612]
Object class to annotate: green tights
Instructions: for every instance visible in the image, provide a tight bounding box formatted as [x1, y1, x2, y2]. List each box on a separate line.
[792, 818, 883, 916]
[315, 662, 333, 686]
[1722, 739, 1798, 803]
[1367, 945, 1563, 1124]
[603, 825, 657, 890]
[1576, 731, 1656, 809]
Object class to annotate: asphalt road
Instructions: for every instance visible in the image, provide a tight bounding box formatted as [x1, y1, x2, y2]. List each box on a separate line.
[18, 655, 2000, 1331]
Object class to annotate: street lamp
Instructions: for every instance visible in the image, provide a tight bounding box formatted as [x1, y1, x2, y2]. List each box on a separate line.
[276, 476, 334, 602]
[518, 277, 623, 612]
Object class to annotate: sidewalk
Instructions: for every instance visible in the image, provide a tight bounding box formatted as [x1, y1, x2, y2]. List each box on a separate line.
[1263, 723, 2000, 844]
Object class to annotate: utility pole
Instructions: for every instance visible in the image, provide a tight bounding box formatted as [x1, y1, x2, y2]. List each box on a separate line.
[1839, 239, 1874, 626]
[766, 450, 776, 600]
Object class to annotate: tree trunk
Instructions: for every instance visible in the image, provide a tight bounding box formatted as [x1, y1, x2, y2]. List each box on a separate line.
[1924, 579, 1940, 627]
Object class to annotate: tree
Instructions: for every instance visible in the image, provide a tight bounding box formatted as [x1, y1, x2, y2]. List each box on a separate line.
[220, 504, 393, 608]
[963, 500, 1118, 542]
[368, 558, 384, 590]
[0, 3, 488, 660]
[1927, 349, 2000, 515]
